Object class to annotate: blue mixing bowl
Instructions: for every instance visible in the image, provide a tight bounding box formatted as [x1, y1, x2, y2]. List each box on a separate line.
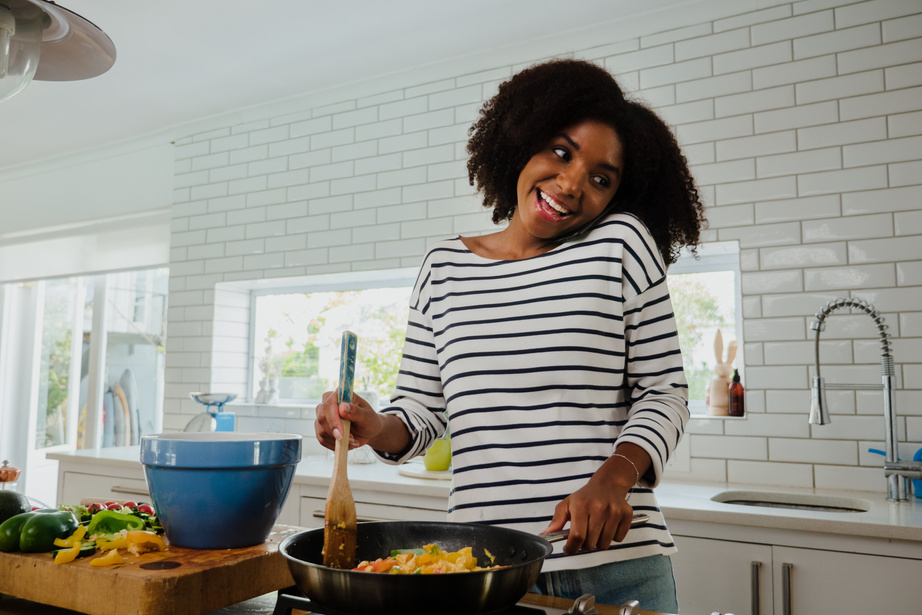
[140, 432, 302, 549]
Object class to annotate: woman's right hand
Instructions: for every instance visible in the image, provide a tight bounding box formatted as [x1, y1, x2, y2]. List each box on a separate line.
[314, 390, 383, 452]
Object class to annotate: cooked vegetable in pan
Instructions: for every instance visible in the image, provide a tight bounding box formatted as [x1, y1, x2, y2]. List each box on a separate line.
[353, 543, 503, 574]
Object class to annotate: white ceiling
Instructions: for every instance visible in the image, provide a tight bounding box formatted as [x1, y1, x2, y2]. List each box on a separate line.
[0, 0, 703, 173]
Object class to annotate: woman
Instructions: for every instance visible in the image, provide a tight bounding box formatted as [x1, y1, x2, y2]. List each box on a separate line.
[315, 58, 705, 612]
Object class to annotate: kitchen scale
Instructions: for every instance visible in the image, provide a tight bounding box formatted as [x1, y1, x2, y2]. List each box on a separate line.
[186, 392, 237, 432]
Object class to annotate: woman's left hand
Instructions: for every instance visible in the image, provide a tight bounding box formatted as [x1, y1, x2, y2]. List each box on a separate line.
[542, 446, 648, 554]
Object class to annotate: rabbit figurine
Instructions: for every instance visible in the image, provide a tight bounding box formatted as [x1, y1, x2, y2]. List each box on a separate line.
[706, 329, 738, 416]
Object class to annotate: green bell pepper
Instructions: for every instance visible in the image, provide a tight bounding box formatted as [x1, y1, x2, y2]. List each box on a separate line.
[0, 512, 31, 552]
[0, 509, 79, 553]
[86, 509, 145, 536]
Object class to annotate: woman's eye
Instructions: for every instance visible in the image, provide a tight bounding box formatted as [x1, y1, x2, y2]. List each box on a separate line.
[593, 176, 610, 188]
[552, 146, 570, 160]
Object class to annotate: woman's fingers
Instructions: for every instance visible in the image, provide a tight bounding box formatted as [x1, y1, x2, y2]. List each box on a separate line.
[549, 485, 636, 553]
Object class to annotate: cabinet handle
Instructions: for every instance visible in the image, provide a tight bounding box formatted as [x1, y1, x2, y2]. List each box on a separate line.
[782, 563, 793, 615]
[312, 510, 387, 523]
[751, 561, 761, 615]
[111, 486, 150, 497]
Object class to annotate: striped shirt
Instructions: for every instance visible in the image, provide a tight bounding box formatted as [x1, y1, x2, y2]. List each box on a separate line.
[374, 212, 689, 571]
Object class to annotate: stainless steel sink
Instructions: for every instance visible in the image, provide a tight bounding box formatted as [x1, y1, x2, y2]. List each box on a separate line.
[711, 490, 872, 513]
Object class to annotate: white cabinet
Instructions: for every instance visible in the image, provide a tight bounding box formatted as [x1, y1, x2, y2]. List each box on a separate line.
[298, 496, 446, 528]
[673, 536, 771, 615]
[672, 534, 922, 614]
[771, 545, 922, 614]
[51, 452, 447, 531]
[297, 483, 447, 529]
[59, 471, 150, 504]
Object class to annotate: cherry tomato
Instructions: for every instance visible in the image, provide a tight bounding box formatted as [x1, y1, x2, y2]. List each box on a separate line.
[87, 503, 103, 514]
[106, 502, 123, 511]
[137, 504, 155, 515]
[121, 501, 137, 510]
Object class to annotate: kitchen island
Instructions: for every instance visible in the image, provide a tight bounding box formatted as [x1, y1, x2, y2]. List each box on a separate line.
[43, 447, 922, 614]
[46, 447, 922, 540]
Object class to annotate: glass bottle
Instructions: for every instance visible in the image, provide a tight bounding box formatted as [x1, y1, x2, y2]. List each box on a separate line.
[728, 369, 745, 417]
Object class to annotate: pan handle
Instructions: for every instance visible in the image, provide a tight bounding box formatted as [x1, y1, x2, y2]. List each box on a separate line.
[543, 513, 649, 543]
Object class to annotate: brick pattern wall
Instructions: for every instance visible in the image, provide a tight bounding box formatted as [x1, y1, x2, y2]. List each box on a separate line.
[167, 0, 922, 491]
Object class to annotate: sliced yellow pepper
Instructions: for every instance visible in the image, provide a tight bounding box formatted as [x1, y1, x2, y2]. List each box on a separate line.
[126, 530, 167, 554]
[96, 535, 129, 551]
[53, 543, 81, 565]
[90, 548, 124, 567]
[53, 526, 89, 565]
[53, 525, 87, 548]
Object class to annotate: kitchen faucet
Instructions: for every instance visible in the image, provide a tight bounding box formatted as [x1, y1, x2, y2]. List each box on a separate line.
[810, 297, 921, 502]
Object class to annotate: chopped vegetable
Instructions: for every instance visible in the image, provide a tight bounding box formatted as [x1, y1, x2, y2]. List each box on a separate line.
[58, 504, 89, 521]
[53, 524, 88, 548]
[90, 548, 124, 567]
[86, 510, 145, 535]
[354, 543, 504, 574]
[126, 530, 167, 555]
[52, 526, 89, 565]
[51, 541, 96, 563]
[95, 532, 129, 551]
[389, 548, 426, 556]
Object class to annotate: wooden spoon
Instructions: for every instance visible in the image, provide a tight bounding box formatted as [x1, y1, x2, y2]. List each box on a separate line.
[323, 330, 359, 568]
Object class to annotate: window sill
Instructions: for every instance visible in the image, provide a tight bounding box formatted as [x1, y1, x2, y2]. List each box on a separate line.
[690, 413, 747, 420]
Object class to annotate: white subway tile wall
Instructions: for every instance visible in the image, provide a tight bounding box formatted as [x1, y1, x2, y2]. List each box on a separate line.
[167, 0, 922, 493]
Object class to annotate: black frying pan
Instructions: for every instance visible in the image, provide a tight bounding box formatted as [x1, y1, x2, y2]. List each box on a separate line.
[279, 521, 554, 615]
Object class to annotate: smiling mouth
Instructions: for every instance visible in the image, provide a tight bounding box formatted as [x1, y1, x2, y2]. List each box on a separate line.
[537, 189, 571, 218]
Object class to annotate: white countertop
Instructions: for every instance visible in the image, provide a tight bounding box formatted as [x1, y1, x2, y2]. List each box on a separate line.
[49, 447, 922, 544]
[657, 480, 922, 543]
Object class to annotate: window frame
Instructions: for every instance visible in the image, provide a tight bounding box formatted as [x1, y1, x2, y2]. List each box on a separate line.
[667, 241, 743, 416]
[246, 267, 419, 403]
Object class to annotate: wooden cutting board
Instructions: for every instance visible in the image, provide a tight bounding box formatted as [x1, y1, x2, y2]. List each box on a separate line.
[0, 525, 303, 615]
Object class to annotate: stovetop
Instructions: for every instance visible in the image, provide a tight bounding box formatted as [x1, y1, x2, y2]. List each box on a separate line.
[271, 587, 569, 615]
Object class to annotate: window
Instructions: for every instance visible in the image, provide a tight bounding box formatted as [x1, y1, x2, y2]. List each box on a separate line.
[248, 269, 417, 408]
[34, 277, 83, 450]
[0, 268, 168, 505]
[668, 242, 742, 415]
[247, 244, 742, 416]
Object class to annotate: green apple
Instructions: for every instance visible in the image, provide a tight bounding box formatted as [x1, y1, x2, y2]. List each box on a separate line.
[423, 439, 451, 471]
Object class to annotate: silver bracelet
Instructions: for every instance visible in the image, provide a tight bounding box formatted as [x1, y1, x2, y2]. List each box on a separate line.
[611, 453, 640, 503]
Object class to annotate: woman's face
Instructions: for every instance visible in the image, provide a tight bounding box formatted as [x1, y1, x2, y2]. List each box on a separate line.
[513, 119, 624, 242]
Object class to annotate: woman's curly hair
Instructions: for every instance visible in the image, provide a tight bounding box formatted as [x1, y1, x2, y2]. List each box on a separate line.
[466, 58, 706, 265]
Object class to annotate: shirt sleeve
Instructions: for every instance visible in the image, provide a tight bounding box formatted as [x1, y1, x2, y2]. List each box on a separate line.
[372, 251, 448, 464]
[614, 216, 690, 487]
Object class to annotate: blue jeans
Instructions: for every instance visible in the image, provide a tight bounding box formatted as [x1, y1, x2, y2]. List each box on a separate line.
[531, 555, 678, 613]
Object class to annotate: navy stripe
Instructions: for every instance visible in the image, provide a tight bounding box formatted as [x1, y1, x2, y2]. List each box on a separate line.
[438, 327, 624, 354]
[442, 361, 623, 387]
[431, 255, 624, 286]
[431, 291, 625, 321]
[450, 401, 629, 423]
[442, 345, 625, 372]
[434, 309, 623, 338]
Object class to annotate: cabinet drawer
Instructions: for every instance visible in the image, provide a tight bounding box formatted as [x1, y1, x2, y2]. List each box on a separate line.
[299, 496, 446, 528]
[61, 471, 150, 504]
